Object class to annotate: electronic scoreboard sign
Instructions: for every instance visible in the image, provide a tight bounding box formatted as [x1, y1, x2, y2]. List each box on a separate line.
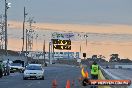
[51, 39, 71, 50]
[52, 39, 71, 45]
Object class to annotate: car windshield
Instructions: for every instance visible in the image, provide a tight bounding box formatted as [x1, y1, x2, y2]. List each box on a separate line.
[26, 65, 42, 70]
[11, 63, 22, 66]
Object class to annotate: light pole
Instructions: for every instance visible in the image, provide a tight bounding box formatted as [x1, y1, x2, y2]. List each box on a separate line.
[22, 6, 28, 52]
[43, 39, 45, 64]
[84, 34, 88, 59]
[84, 34, 88, 47]
[25, 29, 28, 64]
[0, 14, 5, 49]
[35, 34, 38, 51]
[4, 0, 11, 51]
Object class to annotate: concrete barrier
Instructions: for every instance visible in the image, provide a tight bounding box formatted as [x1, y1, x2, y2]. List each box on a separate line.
[98, 70, 111, 88]
[100, 66, 128, 88]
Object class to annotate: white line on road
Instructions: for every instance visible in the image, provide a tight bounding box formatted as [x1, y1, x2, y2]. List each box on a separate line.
[27, 83, 33, 87]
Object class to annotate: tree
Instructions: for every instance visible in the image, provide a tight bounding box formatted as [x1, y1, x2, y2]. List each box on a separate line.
[109, 54, 120, 62]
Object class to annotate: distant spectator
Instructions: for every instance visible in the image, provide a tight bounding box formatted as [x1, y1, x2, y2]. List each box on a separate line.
[0, 60, 3, 78]
[6, 59, 10, 75]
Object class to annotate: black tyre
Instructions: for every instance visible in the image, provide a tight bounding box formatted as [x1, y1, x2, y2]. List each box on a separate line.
[0, 70, 3, 78]
[23, 77, 27, 80]
[41, 76, 44, 80]
[4, 72, 7, 76]
[7, 72, 10, 75]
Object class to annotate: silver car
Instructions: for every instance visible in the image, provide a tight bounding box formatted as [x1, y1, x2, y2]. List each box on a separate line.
[23, 64, 44, 80]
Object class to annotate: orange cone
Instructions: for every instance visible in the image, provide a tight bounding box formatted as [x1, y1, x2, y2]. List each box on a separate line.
[66, 80, 70, 88]
[52, 80, 57, 88]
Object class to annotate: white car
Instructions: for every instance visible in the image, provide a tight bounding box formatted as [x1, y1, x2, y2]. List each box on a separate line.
[23, 64, 44, 80]
[10, 63, 24, 73]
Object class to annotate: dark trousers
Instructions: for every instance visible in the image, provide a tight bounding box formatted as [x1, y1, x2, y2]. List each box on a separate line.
[91, 74, 98, 88]
[0, 69, 3, 78]
[91, 74, 98, 80]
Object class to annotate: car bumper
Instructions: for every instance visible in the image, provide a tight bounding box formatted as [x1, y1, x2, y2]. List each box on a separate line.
[24, 74, 44, 79]
[10, 68, 23, 72]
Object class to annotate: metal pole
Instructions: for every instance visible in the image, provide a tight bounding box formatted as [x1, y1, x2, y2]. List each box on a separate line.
[22, 7, 26, 52]
[49, 42, 50, 64]
[43, 40, 45, 64]
[5, 0, 7, 51]
[86, 38, 87, 46]
[26, 29, 28, 63]
[80, 44, 81, 59]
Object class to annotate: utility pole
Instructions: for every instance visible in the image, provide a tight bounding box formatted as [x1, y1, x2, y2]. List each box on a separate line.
[43, 39, 45, 64]
[22, 7, 28, 52]
[84, 34, 88, 47]
[35, 34, 38, 51]
[4, 0, 11, 52]
[27, 17, 35, 51]
[0, 14, 5, 49]
[5, 0, 7, 51]
[84, 34, 88, 59]
[25, 17, 35, 63]
[26, 29, 28, 63]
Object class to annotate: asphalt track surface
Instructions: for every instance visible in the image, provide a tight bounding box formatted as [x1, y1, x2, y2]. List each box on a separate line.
[104, 68, 132, 88]
[0, 64, 89, 88]
[105, 69, 132, 80]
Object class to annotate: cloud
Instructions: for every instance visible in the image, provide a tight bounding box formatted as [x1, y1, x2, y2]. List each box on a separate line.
[8, 21, 132, 34]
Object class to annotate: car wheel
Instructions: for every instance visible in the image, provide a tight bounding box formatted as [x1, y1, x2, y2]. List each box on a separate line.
[19, 70, 22, 73]
[3, 72, 4, 76]
[23, 77, 27, 80]
[7, 72, 10, 75]
[4, 72, 6, 76]
[21, 70, 24, 73]
[0, 74, 2, 78]
[41, 76, 44, 80]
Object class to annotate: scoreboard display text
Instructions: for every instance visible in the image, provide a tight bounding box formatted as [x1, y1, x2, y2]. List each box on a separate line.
[52, 39, 71, 45]
[52, 39, 71, 50]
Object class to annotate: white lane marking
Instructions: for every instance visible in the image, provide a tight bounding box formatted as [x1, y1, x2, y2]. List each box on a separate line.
[27, 83, 33, 87]
[37, 81, 41, 84]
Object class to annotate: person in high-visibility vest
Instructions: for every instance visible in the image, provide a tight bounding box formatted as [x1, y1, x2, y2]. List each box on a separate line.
[90, 61, 99, 80]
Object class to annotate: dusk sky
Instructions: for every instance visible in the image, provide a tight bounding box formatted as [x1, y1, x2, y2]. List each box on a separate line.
[0, 0, 132, 59]
[0, 0, 132, 25]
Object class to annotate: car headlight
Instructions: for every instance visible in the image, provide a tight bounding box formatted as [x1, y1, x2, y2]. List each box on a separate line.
[25, 73, 29, 75]
[38, 73, 43, 75]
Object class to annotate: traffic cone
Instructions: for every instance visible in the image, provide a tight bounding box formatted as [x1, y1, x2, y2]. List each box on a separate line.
[66, 80, 70, 88]
[52, 79, 57, 88]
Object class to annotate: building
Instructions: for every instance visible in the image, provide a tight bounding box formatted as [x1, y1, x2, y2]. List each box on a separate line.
[27, 51, 80, 60]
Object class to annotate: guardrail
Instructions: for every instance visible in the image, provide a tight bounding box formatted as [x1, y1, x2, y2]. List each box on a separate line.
[100, 66, 128, 88]
[98, 70, 111, 88]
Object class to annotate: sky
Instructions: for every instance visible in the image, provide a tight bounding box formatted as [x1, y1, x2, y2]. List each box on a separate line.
[0, 0, 132, 25]
[0, 0, 132, 59]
